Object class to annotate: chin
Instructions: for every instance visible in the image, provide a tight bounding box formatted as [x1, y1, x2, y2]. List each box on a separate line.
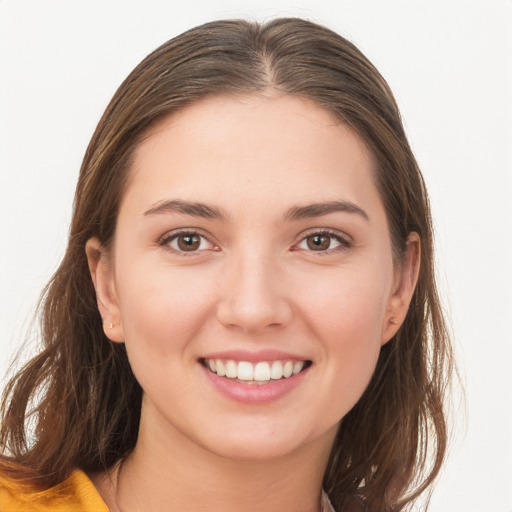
[207, 438, 306, 462]
[195, 420, 337, 463]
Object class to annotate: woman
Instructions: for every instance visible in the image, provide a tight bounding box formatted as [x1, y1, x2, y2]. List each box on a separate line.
[0, 18, 452, 511]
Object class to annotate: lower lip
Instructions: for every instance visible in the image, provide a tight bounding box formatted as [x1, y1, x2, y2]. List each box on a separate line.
[201, 364, 309, 404]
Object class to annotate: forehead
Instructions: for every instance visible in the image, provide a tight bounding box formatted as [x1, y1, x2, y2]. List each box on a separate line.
[123, 93, 382, 219]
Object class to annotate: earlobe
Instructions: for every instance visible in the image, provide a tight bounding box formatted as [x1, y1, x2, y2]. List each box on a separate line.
[85, 237, 125, 343]
[381, 232, 421, 345]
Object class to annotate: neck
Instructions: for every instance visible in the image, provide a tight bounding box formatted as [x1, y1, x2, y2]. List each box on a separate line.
[98, 399, 336, 512]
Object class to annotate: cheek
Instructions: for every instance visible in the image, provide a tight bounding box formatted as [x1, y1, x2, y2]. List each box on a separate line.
[297, 266, 390, 399]
[300, 264, 390, 340]
[114, 260, 219, 394]
[115, 259, 217, 351]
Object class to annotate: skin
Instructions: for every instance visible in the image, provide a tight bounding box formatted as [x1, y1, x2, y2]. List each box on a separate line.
[86, 92, 420, 512]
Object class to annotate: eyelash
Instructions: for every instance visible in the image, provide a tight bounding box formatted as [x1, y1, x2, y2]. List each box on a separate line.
[292, 229, 352, 255]
[158, 229, 352, 255]
[159, 230, 217, 255]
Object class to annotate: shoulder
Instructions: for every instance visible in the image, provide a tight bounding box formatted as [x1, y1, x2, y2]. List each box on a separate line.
[0, 469, 109, 512]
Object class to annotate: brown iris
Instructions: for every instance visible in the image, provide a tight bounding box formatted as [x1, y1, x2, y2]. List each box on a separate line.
[306, 234, 331, 251]
[177, 234, 201, 251]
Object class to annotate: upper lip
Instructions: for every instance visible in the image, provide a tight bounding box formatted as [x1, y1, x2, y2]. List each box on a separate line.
[200, 349, 310, 363]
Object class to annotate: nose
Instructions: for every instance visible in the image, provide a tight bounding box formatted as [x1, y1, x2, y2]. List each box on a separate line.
[215, 253, 293, 334]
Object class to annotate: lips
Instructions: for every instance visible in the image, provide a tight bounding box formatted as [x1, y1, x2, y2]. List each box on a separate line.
[199, 350, 312, 403]
[200, 355, 311, 404]
[201, 358, 310, 383]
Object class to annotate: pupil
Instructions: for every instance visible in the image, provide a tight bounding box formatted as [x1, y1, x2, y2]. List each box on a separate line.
[308, 235, 330, 251]
[178, 235, 200, 251]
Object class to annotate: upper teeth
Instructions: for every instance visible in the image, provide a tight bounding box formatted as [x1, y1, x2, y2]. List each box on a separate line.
[206, 359, 305, 382]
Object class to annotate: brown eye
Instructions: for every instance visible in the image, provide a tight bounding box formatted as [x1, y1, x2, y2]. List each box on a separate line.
[177, 234, 201, 251]
[294, 231, 349, 253]
[163, 232, 215, 253]
[306, 234, 332, 251]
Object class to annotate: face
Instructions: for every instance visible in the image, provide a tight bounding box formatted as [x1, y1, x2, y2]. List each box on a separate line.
[88, 93, 417, 462]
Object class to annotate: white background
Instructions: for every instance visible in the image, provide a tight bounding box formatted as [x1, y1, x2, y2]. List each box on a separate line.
[1, 1, 511, 510]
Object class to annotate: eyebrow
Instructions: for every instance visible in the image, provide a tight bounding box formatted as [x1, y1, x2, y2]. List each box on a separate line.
[284, 200, 369, 222]
[144, 200, 228, 220]
[144, 199, 368, 222]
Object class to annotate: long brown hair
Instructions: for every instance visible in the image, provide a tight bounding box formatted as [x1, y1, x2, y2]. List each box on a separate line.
[1, 18, 452, 511]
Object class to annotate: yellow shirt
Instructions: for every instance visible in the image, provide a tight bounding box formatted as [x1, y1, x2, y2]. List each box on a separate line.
[0, 469, 109, 512]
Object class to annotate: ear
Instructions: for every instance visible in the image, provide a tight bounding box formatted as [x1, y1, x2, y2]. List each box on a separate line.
[85, 237, 125, 343]
[381, 232, 421, 345]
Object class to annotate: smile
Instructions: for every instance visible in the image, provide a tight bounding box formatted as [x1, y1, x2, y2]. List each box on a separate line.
[201, 358, 311, 384]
